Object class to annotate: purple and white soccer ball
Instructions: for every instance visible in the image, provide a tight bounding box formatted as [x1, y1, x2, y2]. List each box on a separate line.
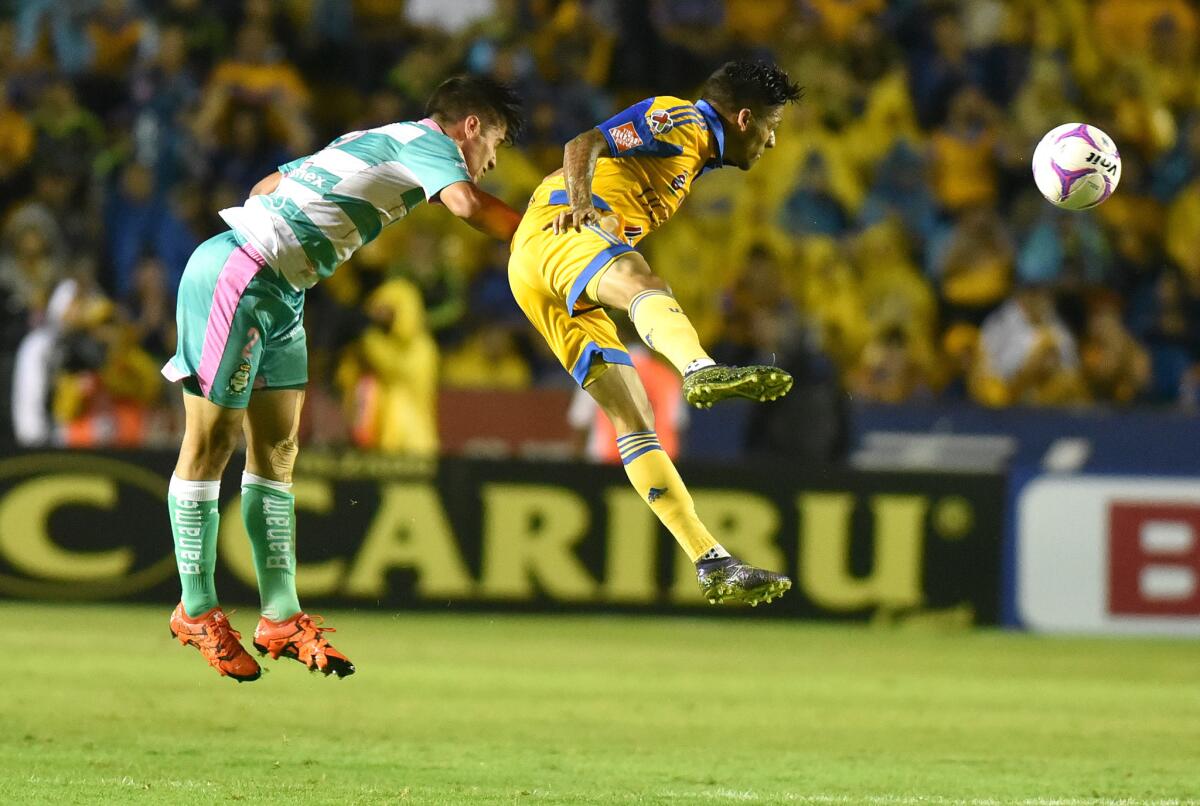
[1031, 123, 1122, 210]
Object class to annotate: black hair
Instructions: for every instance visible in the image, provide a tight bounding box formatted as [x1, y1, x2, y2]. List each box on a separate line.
[425, 75, 524, 145]
[700, 60, 803, 113]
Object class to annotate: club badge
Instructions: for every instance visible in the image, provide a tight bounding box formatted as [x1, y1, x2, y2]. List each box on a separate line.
[646, 109, 674, 135]
[228, 362, 252, 395]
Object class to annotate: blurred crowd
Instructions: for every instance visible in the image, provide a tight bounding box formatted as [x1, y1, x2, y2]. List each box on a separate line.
[2, 0, 1199, 455]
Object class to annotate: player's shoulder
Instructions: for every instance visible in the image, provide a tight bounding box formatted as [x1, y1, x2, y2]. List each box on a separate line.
[646, 95, 696, 113]
[643, 96, 709, 143]
[372, 120, 448, 147]
[597, 95, 708, 158]
[369, 120, 466, 164]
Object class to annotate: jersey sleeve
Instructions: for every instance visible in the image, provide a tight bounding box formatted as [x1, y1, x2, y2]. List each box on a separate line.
[596, 96, 704, 159]
[397, 132, 473, 200]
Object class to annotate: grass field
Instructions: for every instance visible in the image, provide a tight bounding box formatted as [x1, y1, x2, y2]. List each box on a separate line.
[4, 603, 1199, 805]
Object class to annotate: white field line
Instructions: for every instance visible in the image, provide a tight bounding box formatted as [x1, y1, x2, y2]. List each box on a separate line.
[15, 778, 1198, 805]
[652, 792, 1198, 806]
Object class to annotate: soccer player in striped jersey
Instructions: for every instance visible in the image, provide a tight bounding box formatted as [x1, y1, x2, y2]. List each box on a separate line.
[509, 61, 801, 606]
[163, 76, 523, 681]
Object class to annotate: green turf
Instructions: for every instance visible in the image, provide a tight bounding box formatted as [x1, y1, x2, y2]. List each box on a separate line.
[3, 603, 1199, 805]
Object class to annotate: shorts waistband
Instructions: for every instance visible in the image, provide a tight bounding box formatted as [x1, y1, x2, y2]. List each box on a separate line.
[547, 189, 613, 212]
[236, 240, 268, 268]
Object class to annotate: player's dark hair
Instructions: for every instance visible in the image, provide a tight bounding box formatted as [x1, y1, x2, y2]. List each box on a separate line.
[700, 60, 803, 113]
[425, 75, 524, 145]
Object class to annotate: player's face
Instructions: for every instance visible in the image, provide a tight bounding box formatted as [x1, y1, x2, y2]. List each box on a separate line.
[729, 107, 783, 170]
[461, 117, 507, 182]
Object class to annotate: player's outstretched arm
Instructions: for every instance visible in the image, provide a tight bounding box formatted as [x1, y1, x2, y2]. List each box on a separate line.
[547, 129, 607, 235]
[437, 181, 522, 242]
[249, 172, 282, 197]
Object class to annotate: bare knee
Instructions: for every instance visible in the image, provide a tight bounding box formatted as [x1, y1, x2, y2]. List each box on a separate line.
[609, 405, 655, 435]
[584, 363, 659, 436]
[595, 253, 670, 310]
[590, 381, 657, 436]
[177, 421, 242, 479]
[248, 436, 299, 483]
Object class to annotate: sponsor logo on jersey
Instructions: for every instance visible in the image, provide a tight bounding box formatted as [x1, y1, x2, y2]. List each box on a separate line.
[646, 109, 673, 135]
[623, 224, 643, 241]
[608, 122, 644, 152]
[648, 486, 668, 502]
[295, 169, 327, 187]
[670, 172, 688, 192]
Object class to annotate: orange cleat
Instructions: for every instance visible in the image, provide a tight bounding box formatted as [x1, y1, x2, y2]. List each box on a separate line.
[169, 603, 262, 682]
[253, 612, 355, 678]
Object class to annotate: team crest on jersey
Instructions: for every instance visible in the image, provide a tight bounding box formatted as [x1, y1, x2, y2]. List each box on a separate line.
[608, 122, 644, 152]
[646, 109, 674, 135]
[228, 362, 252, 395]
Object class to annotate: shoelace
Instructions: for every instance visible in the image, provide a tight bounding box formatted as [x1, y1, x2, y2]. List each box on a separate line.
[197, 616, 246, 662]
[294, 614, 335, 642]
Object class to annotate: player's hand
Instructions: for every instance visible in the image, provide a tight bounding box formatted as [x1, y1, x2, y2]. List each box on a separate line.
[545, 205, 599, 235]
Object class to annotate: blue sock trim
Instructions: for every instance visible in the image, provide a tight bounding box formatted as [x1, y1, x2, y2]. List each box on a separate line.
[628, 289, 673, 323]
[616, 430, 655, 444]
[621, 444, 663, 465]
[570, 341, 634, 386]
[618, 437, 659, 456]
[566, 243, 635, 315]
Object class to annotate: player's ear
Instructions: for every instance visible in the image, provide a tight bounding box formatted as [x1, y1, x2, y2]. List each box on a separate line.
[736, 108, 753, 131]
[464, 114, 482, 138]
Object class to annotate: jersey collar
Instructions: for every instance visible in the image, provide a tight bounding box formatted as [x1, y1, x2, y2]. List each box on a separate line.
[417, 116, 445, 134]
[417, 116, 468, 161]
[694, 99, 725, 175]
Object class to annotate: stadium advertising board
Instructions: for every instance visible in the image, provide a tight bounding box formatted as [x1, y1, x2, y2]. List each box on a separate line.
[1016, 475, 1200, 634]
[0, 450, 1004, 622]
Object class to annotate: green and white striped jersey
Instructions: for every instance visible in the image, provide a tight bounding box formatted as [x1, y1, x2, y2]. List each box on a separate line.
[219, 119, 472, 290]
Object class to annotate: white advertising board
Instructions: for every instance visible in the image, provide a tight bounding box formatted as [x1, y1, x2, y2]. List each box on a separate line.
[1017, 476, 1200, 634]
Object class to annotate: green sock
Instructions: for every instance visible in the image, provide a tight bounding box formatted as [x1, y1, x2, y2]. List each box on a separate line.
[168, 474, 220, 617]
[241, 472, 301, 621]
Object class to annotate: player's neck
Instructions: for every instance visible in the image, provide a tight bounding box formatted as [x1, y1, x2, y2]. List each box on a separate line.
[430, 115, 466, 148]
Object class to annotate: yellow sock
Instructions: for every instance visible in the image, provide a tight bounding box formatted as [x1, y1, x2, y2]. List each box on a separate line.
[618, 431, 717, 561]
[628, 290, 713, 376]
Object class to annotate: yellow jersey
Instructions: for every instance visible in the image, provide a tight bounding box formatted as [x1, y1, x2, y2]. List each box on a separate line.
[537, 95, 726, 246]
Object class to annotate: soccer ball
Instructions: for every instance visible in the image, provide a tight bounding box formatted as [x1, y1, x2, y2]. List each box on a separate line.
[1031, 123, 1122, 210]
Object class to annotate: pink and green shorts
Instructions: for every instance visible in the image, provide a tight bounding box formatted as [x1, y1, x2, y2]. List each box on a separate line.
[161, 231, 307, 409]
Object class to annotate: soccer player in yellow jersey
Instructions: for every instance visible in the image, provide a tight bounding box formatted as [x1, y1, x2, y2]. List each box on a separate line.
[509, 61, 802, 606]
